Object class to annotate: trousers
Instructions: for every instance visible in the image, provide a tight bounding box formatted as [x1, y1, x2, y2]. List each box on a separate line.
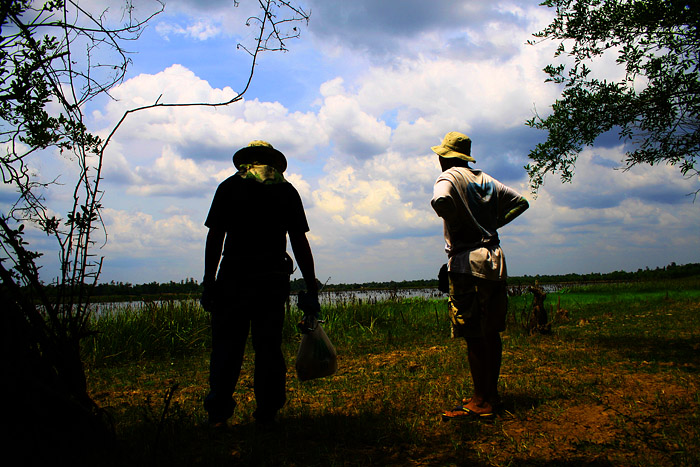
[204, 272, 290, 422]
[448, 271, 507, 339]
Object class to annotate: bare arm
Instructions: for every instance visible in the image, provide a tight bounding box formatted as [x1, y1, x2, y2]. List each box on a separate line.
[203, 227, 225, 284]
[498, 197, 529, 228]
[289, 231, 318, 294]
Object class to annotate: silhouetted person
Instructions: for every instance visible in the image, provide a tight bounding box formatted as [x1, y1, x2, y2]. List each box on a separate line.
[431, 132, 529, 420]
[201, 140, 319, 426]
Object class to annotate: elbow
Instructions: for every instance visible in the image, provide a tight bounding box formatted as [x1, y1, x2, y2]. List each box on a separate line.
[288, 230, 306, 246]
[207, 227, 226, 244]
[521, 198, 530, 212]
[431, 196, 455, 218]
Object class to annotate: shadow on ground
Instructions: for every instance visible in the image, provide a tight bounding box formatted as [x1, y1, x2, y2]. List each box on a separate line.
[95, 410, 502, 466]
[594, 335, 699, 372]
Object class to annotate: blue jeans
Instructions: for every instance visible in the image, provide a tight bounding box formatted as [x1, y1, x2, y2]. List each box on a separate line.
[204, 272, 290, 422]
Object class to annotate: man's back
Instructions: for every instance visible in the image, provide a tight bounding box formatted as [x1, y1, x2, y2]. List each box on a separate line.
[433, 167, 522, 246]
[205, 175, 308, 264]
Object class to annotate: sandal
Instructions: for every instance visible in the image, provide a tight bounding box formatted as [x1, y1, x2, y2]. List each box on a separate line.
[463, 395, 502, 409]
[441, 405, 495, 421]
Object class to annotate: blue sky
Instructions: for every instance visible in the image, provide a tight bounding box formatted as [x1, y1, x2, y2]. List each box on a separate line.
[21, 0, 700, 284]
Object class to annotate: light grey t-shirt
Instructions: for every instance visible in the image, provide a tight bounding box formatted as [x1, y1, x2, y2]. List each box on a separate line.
[432, 167, 523, 281]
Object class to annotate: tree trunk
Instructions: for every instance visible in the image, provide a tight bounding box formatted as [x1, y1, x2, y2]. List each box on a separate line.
[527, 284, 551, 334]
[1, 287, 113, 463]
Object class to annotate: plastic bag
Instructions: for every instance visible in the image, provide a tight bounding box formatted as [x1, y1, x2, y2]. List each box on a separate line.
[295, 320, 337, 381]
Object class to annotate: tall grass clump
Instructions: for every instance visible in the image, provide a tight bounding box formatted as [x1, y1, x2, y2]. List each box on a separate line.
[84, 293, 451, 369]
[83, 300, 210, 366]
[282, 294, 451, 354]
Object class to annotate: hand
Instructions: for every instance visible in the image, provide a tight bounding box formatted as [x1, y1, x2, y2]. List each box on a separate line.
[200, 279, 217, 313]
[297, 290, 320, 319]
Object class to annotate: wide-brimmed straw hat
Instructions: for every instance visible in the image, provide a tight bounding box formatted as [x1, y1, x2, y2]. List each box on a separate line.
[233, 140, 287, 173]
[431, 131, 476, 163]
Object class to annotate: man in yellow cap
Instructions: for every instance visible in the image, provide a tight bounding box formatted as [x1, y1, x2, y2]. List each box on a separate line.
[201, 140, 319, 426]
[431, 131, 529, 420]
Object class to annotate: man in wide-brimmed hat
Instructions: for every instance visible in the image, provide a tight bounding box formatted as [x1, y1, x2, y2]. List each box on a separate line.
[201, 140, 319, 427]
[430, 131, 529, 420]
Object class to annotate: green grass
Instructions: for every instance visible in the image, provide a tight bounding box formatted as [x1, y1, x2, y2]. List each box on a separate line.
[84, 278, 700, 466]
[83, 300, 210, 366]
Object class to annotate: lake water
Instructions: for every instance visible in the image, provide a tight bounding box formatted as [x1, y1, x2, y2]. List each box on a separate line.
[91, 283, 572, 314]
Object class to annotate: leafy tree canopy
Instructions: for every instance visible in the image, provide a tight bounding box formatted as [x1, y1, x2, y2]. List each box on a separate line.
[526, 0, 699, 193]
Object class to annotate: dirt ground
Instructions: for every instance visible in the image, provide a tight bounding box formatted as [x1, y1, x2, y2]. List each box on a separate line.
[88, 299, 700, 466]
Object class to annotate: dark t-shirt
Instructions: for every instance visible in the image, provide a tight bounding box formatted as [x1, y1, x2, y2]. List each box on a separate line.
[205, 175, 309, 268]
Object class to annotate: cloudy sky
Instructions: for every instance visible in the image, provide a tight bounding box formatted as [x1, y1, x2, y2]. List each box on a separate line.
[27, 0, 700, 284]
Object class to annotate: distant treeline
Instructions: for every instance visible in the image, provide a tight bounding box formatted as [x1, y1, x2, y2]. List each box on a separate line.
[301, 278, 439, 293]
[76, 262, 698, 299]
[507, 262, 700, 286]
[42, 278, 202, 302]
[93, 277, 201, 297]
